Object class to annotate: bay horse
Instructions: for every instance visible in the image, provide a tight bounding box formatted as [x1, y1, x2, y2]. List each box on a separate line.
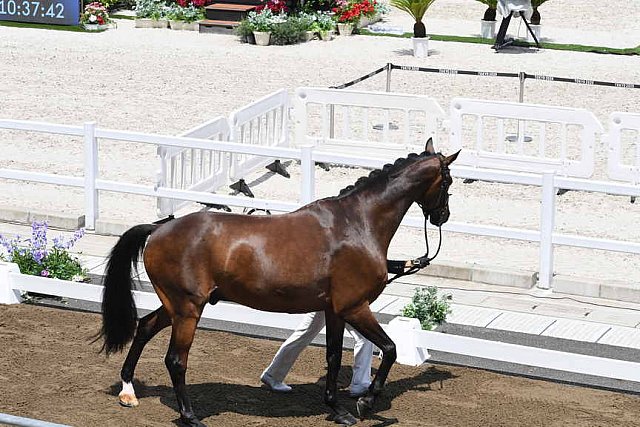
[97, 139, 458, 426]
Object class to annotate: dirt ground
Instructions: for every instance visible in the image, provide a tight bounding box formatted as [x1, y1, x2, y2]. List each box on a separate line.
[1, 304, 639, 427]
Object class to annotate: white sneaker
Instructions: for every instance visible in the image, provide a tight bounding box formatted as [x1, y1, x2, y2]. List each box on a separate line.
[260, 372, 292, 393]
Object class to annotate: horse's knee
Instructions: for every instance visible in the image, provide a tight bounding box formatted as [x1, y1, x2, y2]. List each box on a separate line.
[165, 352, 186, 377]
[324, 388, 337, 406]
[381, 343, 396, 363]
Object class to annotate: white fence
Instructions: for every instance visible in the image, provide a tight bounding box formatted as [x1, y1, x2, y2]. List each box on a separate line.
[449, 98, 604, 178]
[229, 89, 290, 182]
[607, 112, 640, 185]
[1, 88, 640, 291]
[157, 116, 231, 217]
[293, 87, 446, 158]
[2, 263, 640, 386]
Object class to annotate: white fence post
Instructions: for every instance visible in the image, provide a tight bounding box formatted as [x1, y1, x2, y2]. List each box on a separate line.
[300, 145, 315, 204]
[84, 122, 98, 231]
[538, 171, 556, 289]
[0, 262, 21, 304]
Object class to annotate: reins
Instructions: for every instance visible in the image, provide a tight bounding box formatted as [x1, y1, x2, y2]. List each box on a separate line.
[387, 218, 443, 284]
[387, 154, 449, 284]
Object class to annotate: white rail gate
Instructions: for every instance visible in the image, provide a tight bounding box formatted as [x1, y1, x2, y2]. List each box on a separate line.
[157, 117, 231, 217]
[294, 87, 446, 159]
[607, 112, 640, 185]
[229, 89, 290, 182]
[449, 98, 604, 178]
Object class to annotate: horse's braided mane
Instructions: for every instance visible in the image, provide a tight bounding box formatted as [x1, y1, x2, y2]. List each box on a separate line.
[336, 151, 430, 197]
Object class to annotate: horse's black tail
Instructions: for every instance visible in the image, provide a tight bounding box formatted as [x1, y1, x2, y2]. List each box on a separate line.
[96, 224, 157, 355]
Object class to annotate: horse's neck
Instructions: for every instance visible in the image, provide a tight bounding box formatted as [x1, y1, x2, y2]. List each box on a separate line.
[365, 185, 418, 249]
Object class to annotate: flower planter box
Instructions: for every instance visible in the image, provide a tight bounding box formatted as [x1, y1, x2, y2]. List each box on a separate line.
[319, 30, 334, 41]
[169, 20, 184, 30]
[135, 18, 154, 28]
[153, 19, 168, 29]
[183, 22, 199, 31]
[337, 23, 354, 36]
[357, 13, 381, 29]
[253, 31, 271, 46]
[83, 23, 109, 31]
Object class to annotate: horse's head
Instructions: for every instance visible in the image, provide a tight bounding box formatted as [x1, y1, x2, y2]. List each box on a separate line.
[416, 139, 459, 226]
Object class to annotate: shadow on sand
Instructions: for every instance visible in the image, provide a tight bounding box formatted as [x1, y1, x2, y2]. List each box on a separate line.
[109, 365, 456, 426]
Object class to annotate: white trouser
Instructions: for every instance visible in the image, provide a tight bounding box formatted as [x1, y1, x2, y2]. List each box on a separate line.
[263, 311, 373, 391]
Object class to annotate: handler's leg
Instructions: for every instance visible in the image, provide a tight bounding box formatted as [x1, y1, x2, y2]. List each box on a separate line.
[261, 311, 326, 391]
[347, 327, 373, 397]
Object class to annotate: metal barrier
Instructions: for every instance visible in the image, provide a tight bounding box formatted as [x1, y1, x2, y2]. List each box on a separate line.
[0, 413, 70, 427]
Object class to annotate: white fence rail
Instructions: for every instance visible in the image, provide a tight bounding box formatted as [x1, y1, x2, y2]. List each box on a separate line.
[1, 91, 640, 291]
[449, 98, 604, 178]
[2, 264, 640, 385]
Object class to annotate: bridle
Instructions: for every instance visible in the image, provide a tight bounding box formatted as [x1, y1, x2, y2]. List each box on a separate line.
[388, 154, 451, 284]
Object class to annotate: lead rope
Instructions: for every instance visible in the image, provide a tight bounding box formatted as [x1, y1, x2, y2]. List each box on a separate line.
[386, 218, 443, 284]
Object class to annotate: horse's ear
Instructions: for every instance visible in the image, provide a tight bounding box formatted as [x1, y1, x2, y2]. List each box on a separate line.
[424, 138, 435, 155]
[444, 150, 461, 166]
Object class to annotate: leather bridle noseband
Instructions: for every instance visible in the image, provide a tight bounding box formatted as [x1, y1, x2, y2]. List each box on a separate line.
[388, 154, 451, 284]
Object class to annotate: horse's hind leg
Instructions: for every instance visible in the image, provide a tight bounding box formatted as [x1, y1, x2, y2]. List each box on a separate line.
[118, 306, 171, 407]
[166, 313, 205, 427]
[324, 310, 358, 426]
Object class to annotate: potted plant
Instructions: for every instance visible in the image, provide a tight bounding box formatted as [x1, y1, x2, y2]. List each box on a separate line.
[236, 18, 256, 43]
[390, 0, 436, 57]
[401, 286, 452, 331]
[181, 5, 203, 31]
[134, 0, 160, 28]
[333, 0, 375, 36]
[475, 0, 497, 38]
[166, 5, 185, 30]
[247, 9, 275, 46]
[271, 15, 305, 45]
[80, 1, 112, 31]
[296, 11, 316, 42]
[528, 0, 549, 41]
[312, 11, 335, 41]
[0, 221, 89, 300]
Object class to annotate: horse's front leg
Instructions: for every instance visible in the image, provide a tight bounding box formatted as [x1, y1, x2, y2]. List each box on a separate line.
[324, 310, 358, 426]
[343, 304, 396, 420]
[166, 313, 206, 427]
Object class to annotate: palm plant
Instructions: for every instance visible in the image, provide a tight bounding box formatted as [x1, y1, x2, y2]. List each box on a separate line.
[390, 0, 437, 38]
[474, 0, 497, 21]
[530, 0, 550, 25]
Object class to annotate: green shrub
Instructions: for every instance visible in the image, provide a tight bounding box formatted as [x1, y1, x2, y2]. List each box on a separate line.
[401, 286, 452, 330]
[271, 18, 304, 45]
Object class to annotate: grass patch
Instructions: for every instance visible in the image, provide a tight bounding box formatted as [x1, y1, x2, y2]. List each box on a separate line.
[111, 14, 135, 20]
[0, 20, 86, 32]
[359, 29, 640, 56]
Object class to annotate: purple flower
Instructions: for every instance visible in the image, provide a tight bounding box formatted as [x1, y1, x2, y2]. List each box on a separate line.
[40, 269, 50, 277]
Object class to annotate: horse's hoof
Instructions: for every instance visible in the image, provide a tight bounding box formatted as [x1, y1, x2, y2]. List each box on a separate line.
[118, 393, 139, 408]
[333, 412, 358, 426]
[356, 396, 374, 420]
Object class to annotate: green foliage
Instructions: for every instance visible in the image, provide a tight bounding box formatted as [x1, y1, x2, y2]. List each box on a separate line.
[401, 286, 452, 330]
[389, 0, 436, 23]
[181, 5, 203, 23]
[135, 0, 167, 19]
[235, 18, 255, 38]
[271, 18, 305, 45]
[531, 0, 550, 7]
[247, 9, 277, 32]
[311, 11, 335, 31]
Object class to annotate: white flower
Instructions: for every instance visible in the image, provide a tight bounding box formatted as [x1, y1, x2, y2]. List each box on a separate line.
[72, 274, 86, 282]
[89, 14, 97, 23]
